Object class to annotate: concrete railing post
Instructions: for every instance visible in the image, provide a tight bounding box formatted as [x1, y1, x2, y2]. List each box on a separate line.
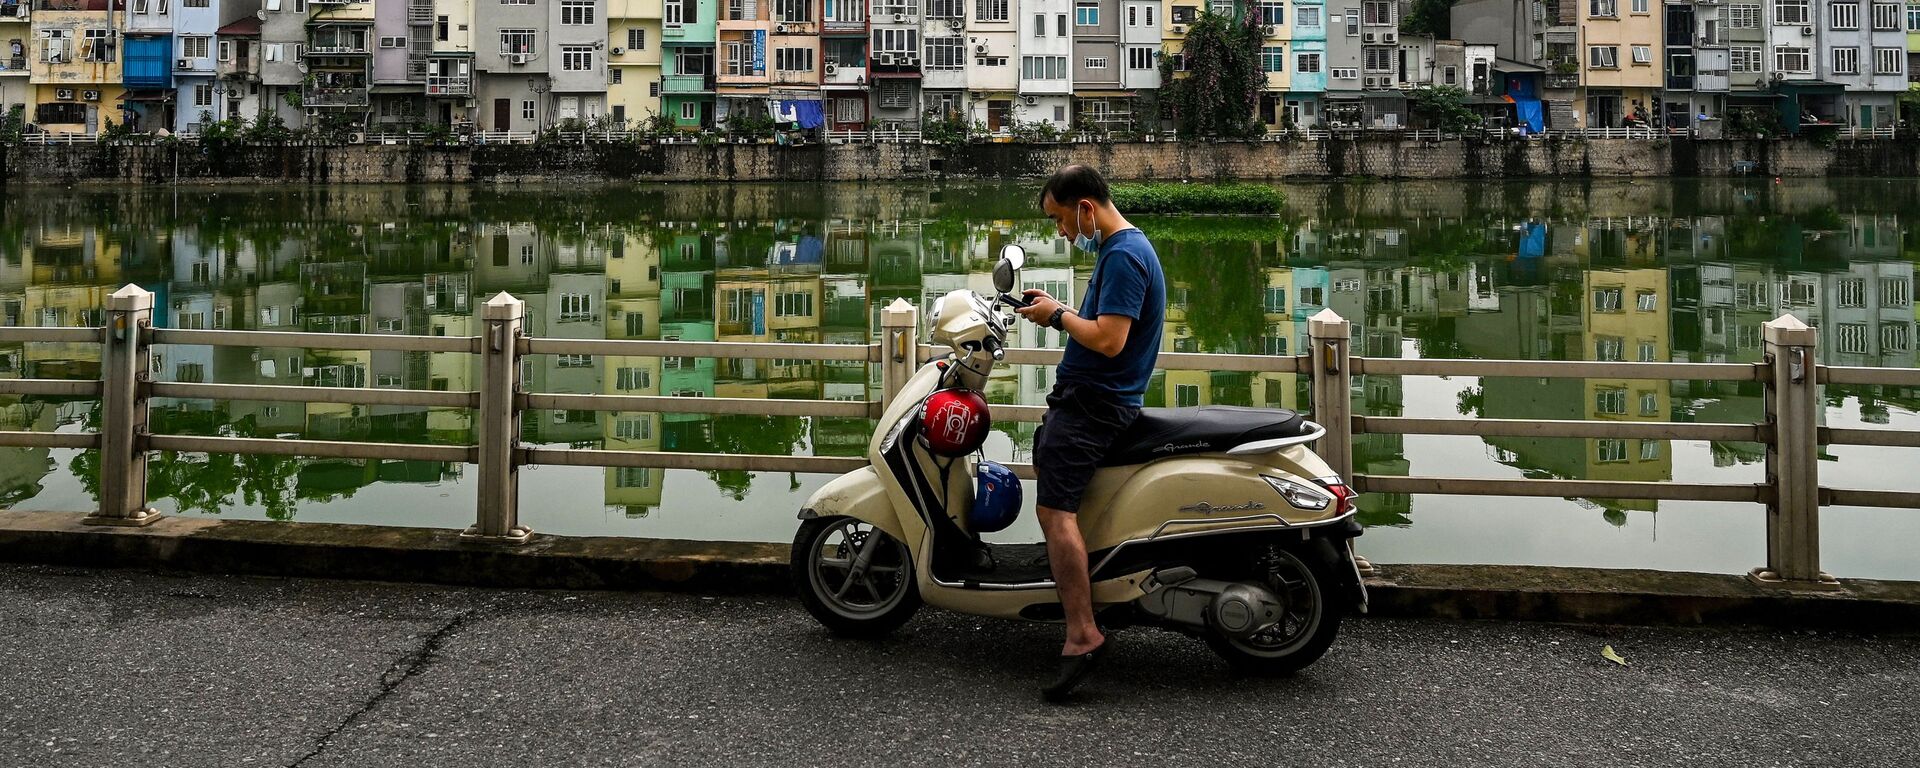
[1307, 309, 1354, 481]
[879, 298, 920, 410]
[87, 285, 160, 527]
[465, 292, 532, 544]
[1308, 309, 1370, 576]
[1752, 314, 1835, 587]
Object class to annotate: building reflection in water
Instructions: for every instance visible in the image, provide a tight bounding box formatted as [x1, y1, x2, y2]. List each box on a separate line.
[0, 182, 1916, 538]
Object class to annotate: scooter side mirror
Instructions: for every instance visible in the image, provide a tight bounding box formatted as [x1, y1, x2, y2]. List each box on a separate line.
[993, 246, 1025, 295]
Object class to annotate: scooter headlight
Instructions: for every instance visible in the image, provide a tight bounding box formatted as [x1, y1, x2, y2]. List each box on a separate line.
[1264, 475, 1332, 511]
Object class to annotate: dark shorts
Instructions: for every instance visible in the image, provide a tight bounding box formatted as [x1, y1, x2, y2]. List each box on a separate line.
[1034, 381, 1141, 513]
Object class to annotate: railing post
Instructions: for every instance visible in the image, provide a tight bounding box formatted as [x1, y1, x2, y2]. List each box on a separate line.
[879, 298, 920, 410]
[1307, 308, 1354, 481]
[1752, 314, 1836, 587]
[465, 292, 532, 544]
[87, 285, 159, 526]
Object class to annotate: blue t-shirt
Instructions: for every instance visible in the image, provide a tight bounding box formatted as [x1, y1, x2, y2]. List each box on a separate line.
[1055, 228, 1165, 407]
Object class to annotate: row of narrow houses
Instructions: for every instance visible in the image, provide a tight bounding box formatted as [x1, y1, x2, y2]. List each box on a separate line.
[1, 0, 1917, 136]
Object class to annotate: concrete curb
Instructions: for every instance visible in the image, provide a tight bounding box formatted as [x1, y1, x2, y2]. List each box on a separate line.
[4, 510, 1917, 630]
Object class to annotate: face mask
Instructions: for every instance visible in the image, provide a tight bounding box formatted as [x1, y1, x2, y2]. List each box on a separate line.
[1071, 203, 1103, 255]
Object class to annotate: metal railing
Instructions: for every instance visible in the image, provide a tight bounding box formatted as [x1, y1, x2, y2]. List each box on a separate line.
[3, 289, 1916, 587]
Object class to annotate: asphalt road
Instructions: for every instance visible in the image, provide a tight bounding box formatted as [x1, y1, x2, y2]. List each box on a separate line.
[2, 562, 1915, 768]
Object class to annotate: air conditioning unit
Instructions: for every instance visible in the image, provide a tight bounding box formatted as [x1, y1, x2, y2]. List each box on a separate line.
[947, 17, 965, 29]
[893, 12, 906, 22]
[1800, 26, 1812, 35]
[974, 43, 988, 54]
[1171, 24, 1184, 33]
[775, 23, 790, 33]
[509, 52, 531, 64]
[1383, 32, 1396, 43]
[55, 88, 74, 100]
[1363, 32, 1376, 43]
[1363, 76, 1378, 88]
[824, 61, 838, 74]
[348, 132, 366, 144]
[1022, 94, 1036, 105]
[177, 58, 191, 68]
[82, 89, 100, 101]
[879, 53, 894, 64]
[1262, 25, 1275, 36]
[611, 47, 625, 55]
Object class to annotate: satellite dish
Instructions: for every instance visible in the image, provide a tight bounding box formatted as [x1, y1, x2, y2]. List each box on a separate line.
[256, 9, 266, 19]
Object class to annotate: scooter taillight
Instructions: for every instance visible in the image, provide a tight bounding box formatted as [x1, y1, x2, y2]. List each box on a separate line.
[1317, 480, 1357, 514]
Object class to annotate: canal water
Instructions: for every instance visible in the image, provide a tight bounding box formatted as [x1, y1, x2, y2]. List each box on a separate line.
[3, 180, 1918, 579]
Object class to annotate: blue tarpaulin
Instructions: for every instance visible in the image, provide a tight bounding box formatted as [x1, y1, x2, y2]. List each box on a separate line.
[1513, 99, 1545, 134]
[773, 100, 825, 129]
[1518, 222, 1546, 260]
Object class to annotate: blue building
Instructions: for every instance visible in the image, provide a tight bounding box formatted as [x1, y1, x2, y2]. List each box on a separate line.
[121, 0, 176, 131]
[121, 0, 256, 132]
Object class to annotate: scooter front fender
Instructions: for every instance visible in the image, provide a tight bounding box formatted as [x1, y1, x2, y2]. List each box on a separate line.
[797, 466, 909, 544]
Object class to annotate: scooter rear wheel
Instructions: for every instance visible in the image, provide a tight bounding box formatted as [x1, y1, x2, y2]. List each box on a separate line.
[1203, 541, 1344, 676]
[792, 516, 922, 638]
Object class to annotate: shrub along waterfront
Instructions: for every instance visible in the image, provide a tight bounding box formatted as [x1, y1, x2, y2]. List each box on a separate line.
[1110, 183, 1286, 215]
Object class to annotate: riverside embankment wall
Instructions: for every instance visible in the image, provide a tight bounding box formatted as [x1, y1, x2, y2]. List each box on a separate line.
[2, 137, 1915, 184]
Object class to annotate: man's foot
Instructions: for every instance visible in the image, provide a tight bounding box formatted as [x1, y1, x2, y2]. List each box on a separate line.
[1041, 636, 1112, 703]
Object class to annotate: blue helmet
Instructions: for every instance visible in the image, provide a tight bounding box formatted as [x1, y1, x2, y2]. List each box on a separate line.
[970, 460, 1022, 533]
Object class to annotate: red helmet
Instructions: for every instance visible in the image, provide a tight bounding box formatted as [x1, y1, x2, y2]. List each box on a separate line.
[922, 388, 991, 457]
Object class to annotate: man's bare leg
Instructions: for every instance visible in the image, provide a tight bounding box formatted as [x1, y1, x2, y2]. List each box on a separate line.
[1037, 504, 1105, 656]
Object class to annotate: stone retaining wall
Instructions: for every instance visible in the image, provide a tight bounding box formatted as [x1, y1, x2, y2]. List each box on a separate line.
[2, 138, 1913, 184]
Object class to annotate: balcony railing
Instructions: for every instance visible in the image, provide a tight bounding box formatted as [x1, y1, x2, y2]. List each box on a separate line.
[1545, 73, 1580, 89]
[662, 73, 716, 93]
[408, 5, 432, 22]
[304, 87, 370, 107]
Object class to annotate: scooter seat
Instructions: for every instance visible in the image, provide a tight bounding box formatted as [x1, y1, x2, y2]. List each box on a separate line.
[1100, 406, 1311, 467]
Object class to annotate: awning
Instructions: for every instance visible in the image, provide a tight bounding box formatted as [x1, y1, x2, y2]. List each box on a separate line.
[1492, 58, 1544, 73]
[1072, 90, 1137, 98]
[716, 85, 770, 95]
[1771, 80, 1845, 95]
[119, 90, 172, 102]
[216, 17, 262, 36]
[771, 98, 824, 129]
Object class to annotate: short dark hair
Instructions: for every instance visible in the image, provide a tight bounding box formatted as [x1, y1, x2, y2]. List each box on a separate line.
[1038, 165, 1111, 209]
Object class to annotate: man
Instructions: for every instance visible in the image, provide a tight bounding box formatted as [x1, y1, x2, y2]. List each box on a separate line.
[1014, 165, 1166, 702]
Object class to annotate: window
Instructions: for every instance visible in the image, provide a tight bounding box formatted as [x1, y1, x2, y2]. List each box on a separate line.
[1589, 46, 1618, 68]
[1635, 291, 1657, 311]
[834, 97, 864, 122]
[1022, 55, 1067, 79]
[1084, 56, 1108, 68]
[1631, 45, 1650, 64]
[1838, 278, 1866, 307]
[927, 36, 964, 69]
[1262, 46, 1284, 72]
[615, 418, 653, 441]
[976, 55, 1007, 66]
[194, 83, 213, 107]
[1776, 46, 1810, 73]
[1596, 388, 1627, 415]
[1834, 47, 1860, 74]
[774, 291, 813, 317]
[1640, 440, 1661, 461]
[681, 102, 698, 121]
[1298, 52, 1322, 73]
[775, 0, 812, 21]
[977, 0, 1008, 21]
[1345, 10, 1360, 34]
[1298, 286, 1325, 306]
[1838, 323, 1869, 353]
[1330, 67, 1358, 79]
[776, 47, 814, 71]
[561, 0, 594, 23]
[1364, 0, 1391, 23]
[650, 82, 661, 97]
[666, 0, 696, 24]
[1171, 5, 1196, 23]
[1777, 0, 1809, 23]
[610, 68, 622, 84]
[185, 0, 209, 6]
[1034, 12, 1046, 35]
[1260, 0, 1284, 24]
[1638, 340, 1657, 362]
[873, 28, 917, 53]
[930, 0, 963, 17]
[1175, 384, 1200, 408]
[1593, 287, 1623, 312]
[503, 0, 533, 4]
[1876, 47, 1903, 73]
[84, 29, 115, 62]
[1884, 323, 1912, 352]
[1594, 335, 1624, 361]
[1731, 46, 1763, 73]
[438, 16, 450, 41]
[1128, 46, 1155, 69]
[1076, 0, 1098, 25]
[1590, 0, 1615, 16]
[1298, 6, 1319, 25]
[1875, 1, 1901, 26]
[628, 28, 646, 50]
[1631, 0, 1647, 10]
[617, 367, 652, 390]
[1832, 1, 1859, 27]
[1126, 3, 1156, 26]
[501, 29, 537, 55]
[562, 46, 594, 71]
[1910, 3, 1920, 30]
[1058, 13, 1068, 35]
[560, 293, 594, 321]
[524, 100, 536, 120]
[1730, 3, 1760, 26]
[1363, 46, 1392, 72]
[1881, 278, 1910, 307]
[877, 79, 912, 107]
[183, 36, 209, 59]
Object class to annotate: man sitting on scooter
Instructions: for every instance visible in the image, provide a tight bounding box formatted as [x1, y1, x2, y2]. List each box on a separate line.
[1014, 165, 1167, 702]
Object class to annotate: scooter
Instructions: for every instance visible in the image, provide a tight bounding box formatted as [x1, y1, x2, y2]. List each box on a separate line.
[791, 246, 1367, 674]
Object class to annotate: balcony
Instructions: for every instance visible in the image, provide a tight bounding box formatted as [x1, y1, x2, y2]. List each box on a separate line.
[662, 73, 715, 94]
[305, 86, 369, 107]
[823, 61, 865, 86]
[0, 1, 27, 20]
[426, 74, 471, 96]
[1546, 73, 1579, 89]
[408, 1, 431, 23]
[1696, 72, 1729, 91]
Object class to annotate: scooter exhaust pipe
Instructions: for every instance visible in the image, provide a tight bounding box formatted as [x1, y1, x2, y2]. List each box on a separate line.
[1138, 567, 1287, 641]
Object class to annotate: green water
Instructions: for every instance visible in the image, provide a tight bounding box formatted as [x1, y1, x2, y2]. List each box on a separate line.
[2, 180, 1918, 579]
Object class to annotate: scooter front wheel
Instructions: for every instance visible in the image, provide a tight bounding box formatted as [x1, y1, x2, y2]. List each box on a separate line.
[1203, 541, 1344, 676]
[792, 516, 922, 638]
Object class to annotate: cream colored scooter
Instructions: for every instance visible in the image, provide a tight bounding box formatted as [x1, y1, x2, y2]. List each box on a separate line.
[791, 247, 1366, 673]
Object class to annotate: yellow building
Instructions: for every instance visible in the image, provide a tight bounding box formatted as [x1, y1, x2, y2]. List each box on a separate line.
[607, 0, 664, 127]
[1576, 0, 1660, 128]
[1582, 267, 1671, 510]
[602, 229, 665, 515]
[1, 2, 31, 117]
[28, 0, 126, 135]
[1254, 0, 1291, 131]
[1253, 266, 1300, 410]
